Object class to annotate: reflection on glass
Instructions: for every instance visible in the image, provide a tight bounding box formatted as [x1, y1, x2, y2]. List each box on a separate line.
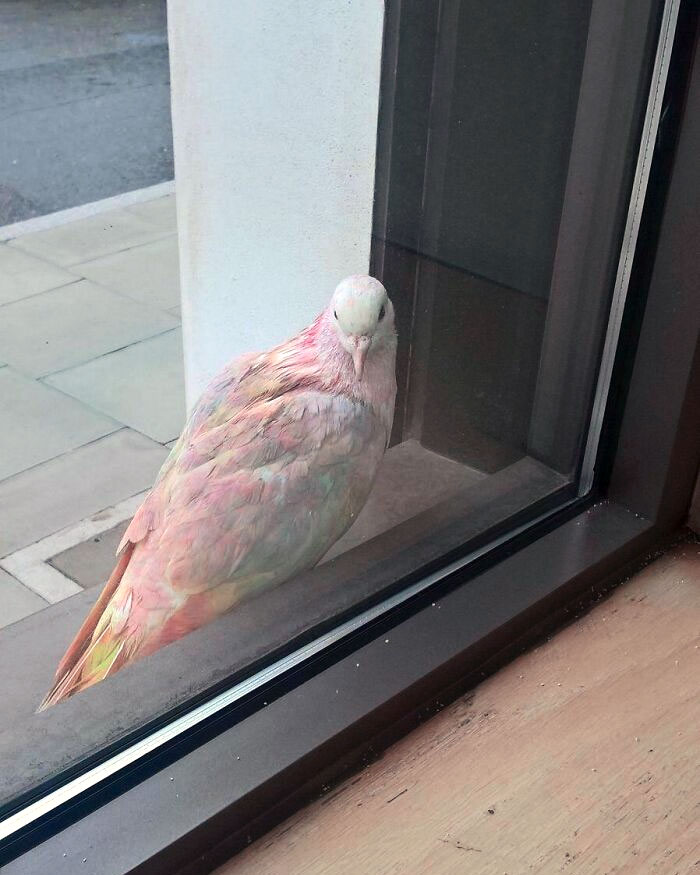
[375, 0, 594, 476]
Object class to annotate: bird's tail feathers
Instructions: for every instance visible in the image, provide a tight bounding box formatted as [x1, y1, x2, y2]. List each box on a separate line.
[37, 543, 135, 711]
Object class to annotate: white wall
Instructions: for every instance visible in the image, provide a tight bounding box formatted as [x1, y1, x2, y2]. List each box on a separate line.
[167, 1, 385, 405]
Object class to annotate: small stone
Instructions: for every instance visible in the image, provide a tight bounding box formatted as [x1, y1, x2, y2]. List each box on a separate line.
[487, 808, 495, 814]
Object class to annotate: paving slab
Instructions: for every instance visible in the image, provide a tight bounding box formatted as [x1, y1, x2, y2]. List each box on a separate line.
[0, 243, 77, 305]
[0, 279, 178, 377]
[49, 520, 130, 590]
[0, 568, 48, 629]
[0, 429, 168, 558]
[0, 368, 118, 481]
[46, 329, 186, 443]
[125, 195, 177, 232]
[7, 207, 170, 266]
[71, 235, 181, 310]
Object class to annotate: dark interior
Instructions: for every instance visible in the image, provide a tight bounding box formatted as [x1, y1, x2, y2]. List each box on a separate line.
[374, 0, 593, 471]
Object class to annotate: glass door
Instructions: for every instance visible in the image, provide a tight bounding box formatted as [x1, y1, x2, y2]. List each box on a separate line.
[0, 0, 677, 853]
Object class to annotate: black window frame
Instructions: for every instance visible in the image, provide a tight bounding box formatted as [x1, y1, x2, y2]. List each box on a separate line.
[2, 1, 699, 872]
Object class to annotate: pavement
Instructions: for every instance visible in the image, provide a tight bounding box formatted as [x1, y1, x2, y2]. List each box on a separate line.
[0, 0, 172, 224]
[0, 189, 186, 627]
[0, 187, 485, 636]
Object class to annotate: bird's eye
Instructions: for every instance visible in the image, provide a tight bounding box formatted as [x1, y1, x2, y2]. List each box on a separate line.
[334, 310, 338, 320]
[378, 305, 386, 322]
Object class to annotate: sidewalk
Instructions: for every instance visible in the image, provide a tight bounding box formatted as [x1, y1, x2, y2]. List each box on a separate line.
[0, 187, 487, 634]
[0, 189, 185, 627]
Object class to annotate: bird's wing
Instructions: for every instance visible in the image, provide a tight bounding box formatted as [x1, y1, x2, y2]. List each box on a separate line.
[39, 351, 257, 710]
[116, 350, 259, 555]
[40, 380, 386, 708]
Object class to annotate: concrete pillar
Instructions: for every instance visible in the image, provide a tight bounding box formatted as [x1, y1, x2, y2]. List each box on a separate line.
[167, 1, 385, 405]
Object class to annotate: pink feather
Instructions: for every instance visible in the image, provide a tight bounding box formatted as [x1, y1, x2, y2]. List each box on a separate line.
[39, 277, 397, 709]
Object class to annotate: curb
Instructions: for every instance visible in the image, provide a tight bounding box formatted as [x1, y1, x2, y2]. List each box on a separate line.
[0, 180, 176, 242]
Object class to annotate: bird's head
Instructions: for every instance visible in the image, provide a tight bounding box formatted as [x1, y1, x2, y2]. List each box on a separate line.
[329, 275, 395, 380]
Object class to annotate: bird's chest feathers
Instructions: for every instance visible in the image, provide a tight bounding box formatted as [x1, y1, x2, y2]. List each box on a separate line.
[353, 344, 397, 440]
[290, 391, 377, 446]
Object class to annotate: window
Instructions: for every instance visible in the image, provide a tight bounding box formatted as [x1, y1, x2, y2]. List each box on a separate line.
[2, 0, 697, 868]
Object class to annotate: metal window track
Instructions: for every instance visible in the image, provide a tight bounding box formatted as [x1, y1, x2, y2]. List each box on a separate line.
[579, 0, 681, 495]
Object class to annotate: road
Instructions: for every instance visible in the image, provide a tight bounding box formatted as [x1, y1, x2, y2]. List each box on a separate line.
[0, 0, 173, 225]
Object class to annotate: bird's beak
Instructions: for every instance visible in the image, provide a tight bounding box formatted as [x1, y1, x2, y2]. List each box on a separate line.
[350, 335, 371, 380]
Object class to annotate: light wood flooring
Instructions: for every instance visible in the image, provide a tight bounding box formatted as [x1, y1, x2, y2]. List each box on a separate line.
[216, 540, 699, 875]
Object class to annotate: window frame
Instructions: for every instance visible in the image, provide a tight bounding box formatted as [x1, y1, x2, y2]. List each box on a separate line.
[2, 0, 699, 871]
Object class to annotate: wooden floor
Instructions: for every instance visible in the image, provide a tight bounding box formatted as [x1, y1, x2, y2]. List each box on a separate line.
[216, 541, 700, 875]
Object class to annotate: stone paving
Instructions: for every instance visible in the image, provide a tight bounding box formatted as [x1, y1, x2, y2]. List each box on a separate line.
[0, 189, 488, 637]
[0, 191, 185, 628]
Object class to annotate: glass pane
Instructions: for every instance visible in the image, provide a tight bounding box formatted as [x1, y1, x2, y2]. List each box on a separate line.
[377, 1, 592, 475]
[373, 0, 656, 479]
[0, 0, 665, 832]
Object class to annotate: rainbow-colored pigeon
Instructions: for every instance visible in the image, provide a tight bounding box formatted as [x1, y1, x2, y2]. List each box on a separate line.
[39, 275, 397, 709]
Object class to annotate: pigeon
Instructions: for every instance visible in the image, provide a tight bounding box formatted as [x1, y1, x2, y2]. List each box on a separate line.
[39, 275, 397, 709]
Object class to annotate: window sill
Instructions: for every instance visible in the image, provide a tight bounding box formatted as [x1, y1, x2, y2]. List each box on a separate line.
[212, 539, 699, 875]
[2, 499, 659, 874]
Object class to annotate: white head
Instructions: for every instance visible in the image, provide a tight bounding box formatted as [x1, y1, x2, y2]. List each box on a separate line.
[330, 275, 395, 380]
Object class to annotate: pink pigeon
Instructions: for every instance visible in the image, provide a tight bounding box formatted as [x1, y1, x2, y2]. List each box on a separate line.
[39, 275, 397, 709]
